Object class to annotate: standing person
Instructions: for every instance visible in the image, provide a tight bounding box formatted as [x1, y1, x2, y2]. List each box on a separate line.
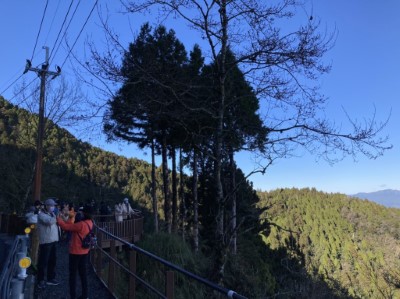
[34, 200, 43, 213]
[57, 204, 94, 299]
[75, 203, 84, 223]
[121, 197, 135, 220]
[99, 201, 110, 222]
[37, 198, 60, 288]
[114, 203, 123, 222]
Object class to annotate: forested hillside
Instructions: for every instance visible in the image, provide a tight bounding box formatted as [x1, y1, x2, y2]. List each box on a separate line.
[0, 96, 159, 214]
[258, 188, 400, 298]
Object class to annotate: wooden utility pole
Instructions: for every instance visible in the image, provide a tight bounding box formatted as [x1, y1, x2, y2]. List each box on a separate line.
[24, 46, 61, 264]
[25, 46, 61, 202]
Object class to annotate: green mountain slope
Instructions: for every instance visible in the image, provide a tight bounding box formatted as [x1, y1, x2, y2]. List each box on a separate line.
[0, 96, 159, 215]
[258, 188, 400, 298]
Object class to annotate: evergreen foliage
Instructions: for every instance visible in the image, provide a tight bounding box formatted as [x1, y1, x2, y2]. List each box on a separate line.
[135, 232, 209, 299]
[258, 188, 400, 298]
[0, 96, 158, 214]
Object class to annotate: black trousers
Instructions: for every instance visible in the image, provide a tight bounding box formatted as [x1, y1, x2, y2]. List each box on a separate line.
[37, 241, 57, 282]
[69, 253, 89, 299]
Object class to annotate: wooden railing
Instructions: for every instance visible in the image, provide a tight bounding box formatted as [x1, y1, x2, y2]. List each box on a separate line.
[92, 214, 144, 249]
[89, 225, 248, 299]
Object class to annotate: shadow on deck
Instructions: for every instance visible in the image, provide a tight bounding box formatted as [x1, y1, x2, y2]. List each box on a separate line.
[35, 241, 114, 299]
[35, 214, 144, 299]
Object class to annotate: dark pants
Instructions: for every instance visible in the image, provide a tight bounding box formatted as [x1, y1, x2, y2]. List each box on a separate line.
[37, 241, 57, 282]
[69, 253, 89, 299]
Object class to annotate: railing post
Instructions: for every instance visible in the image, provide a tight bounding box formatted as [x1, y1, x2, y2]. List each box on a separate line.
[96, 232, 103, 277]
[108, 239, 116, 293]
[4, 214, 10, 234]
[129, 249, 136, 298]
[133, 219, 138, 242]
[165, 271, 174, 299]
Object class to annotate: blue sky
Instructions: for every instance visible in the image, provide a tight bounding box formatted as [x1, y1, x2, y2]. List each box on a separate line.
[1, 1, 399, 195]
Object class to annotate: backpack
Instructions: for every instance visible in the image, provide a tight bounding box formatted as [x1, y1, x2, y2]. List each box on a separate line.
[79, 221, 97, 249]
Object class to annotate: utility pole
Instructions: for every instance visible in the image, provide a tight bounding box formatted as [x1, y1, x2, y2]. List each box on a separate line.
[24, 46, 61, 202]
[23, 46, 61, 265]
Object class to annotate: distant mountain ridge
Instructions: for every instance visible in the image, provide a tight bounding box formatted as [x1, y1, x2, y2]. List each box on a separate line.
[351, 189, 400, 208]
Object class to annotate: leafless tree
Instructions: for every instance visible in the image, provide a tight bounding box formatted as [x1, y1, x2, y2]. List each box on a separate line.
[121, 0, 392, 281]
[10, 76, 85, 203]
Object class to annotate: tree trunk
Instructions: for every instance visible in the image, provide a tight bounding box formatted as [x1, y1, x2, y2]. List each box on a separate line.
[229, 148, 237, 254]
[161, 132, 171, 233]
[151, 138, 158, 233]
[192, 149, 199, 252]
[179, 148, 186, 239]
[214, 0, 228, 283]
[171, 146, 178, 233]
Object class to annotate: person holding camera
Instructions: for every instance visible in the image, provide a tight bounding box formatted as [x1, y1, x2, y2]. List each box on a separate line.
[57, 204, 94, 299]
[37, 198, 60, 289]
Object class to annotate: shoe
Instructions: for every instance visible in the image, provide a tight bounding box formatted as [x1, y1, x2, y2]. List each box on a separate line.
[37, 280, 46, 289]
[46, 279, 60, 286]
[77, 296, 89, 299]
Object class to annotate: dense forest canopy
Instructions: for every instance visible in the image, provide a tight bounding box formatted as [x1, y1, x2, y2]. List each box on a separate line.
[0, 96, 157, 213]
[258, 188, 400, 298]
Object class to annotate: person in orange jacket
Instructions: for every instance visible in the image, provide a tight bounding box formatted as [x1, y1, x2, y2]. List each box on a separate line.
[57, 204, 94, 299]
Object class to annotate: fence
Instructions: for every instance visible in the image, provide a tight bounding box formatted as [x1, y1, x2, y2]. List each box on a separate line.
[92, 214, 143, 249]
[90, 224, 248, 299]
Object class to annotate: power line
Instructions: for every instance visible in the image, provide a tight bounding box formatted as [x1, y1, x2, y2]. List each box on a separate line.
[43, 0, 62, 46]
[0, 74, 24, 96]
[31, 0, 49, 61]
[50, 0, 82, 65]
[0, 51, 47, 99]
[61, 0, 99, 68]
[49, 0, 75, 62]
[8, 77, 39, 103]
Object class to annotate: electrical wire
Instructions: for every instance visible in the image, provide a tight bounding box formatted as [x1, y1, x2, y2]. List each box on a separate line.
[61, 0, 99, 68]
[50, 0, 82, 65]
[31, 0, 49, 61]
[0, 74, 24, 96]
[49, 0, 75, 62]
[8, 77, 39, 103]
[43, 0, 62, 46]
[0, 50, 46, 99]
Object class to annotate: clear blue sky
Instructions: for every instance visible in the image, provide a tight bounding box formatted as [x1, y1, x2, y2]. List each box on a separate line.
[1, 1, 399, 195]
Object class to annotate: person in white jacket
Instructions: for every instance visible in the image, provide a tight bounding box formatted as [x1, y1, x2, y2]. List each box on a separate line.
[114, 203, 123, 222]
[37, 198, 60, 289]
[121, 197, 136, 220]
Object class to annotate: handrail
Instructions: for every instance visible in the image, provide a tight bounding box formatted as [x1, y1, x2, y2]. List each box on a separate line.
[95, 224, 248, 299]
[98, 243, 167, 298]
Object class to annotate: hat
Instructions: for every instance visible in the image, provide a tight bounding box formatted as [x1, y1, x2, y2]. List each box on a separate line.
[44, 198, 56, 206]
[123, 198, 129, 202]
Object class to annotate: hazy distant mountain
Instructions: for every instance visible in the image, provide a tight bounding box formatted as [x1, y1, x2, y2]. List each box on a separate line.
[351, 189, 400, 208]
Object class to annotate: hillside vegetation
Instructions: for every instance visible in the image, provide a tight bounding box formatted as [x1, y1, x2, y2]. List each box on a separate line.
[0, 97, 160, 215]
[258, 188, 400, 298]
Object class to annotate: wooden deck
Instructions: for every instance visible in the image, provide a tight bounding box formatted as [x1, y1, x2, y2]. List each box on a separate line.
[92, 214, 144, 248]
